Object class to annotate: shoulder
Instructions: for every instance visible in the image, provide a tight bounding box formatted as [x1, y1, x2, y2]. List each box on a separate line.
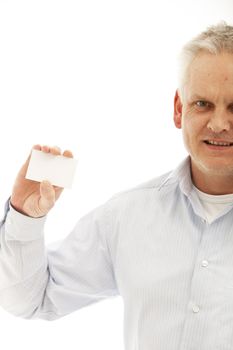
[106, 170, 173, 208]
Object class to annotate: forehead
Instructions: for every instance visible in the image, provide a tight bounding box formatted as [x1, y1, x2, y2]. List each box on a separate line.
[185, 52, 233, 100]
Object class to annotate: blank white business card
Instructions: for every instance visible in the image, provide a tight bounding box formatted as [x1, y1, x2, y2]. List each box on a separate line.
[25, 149, 78, 189]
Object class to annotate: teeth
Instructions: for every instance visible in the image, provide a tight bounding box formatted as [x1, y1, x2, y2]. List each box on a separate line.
[207, 140, 232, 146]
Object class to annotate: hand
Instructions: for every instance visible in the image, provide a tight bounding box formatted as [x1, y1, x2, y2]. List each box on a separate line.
[10, 144, 74, 218]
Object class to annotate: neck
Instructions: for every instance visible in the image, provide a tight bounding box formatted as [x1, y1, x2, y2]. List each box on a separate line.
[190, 161, 233, 195]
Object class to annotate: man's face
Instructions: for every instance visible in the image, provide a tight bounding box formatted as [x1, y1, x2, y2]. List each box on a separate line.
[174, 52, 233, 177]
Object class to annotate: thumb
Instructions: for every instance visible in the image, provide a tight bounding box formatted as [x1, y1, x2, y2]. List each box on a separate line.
[39, 180, 56, 210]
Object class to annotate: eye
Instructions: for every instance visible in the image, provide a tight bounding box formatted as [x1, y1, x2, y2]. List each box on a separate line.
[194, 100, 213, 111]
[196, 100, 209, 108]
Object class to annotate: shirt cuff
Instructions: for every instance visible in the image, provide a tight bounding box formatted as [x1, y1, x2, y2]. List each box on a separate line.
[4, 203, 47, 242]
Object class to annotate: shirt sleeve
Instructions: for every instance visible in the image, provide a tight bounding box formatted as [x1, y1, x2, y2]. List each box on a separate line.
[0, 197, 119, 321]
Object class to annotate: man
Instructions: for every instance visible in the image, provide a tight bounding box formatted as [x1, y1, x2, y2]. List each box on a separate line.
[0, 21, 233, 349]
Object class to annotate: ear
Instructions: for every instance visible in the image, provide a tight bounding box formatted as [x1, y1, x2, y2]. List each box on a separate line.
[173, 89, 183, 129]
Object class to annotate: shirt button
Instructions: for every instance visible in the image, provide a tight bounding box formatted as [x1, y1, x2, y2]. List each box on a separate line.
[201, 260, 209, 267]
[192, 304, 200, 313]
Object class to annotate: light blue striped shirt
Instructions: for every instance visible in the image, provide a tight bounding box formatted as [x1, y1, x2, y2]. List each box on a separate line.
[1, 155, 233, 349]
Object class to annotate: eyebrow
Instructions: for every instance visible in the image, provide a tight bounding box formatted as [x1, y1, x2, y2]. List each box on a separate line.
[189, 94, 208, 101]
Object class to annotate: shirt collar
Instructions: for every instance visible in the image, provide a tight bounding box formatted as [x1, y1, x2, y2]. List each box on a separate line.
[158, 156, 193, 197]
[158, 155, 233, 223]
[158, 156, 207, 220]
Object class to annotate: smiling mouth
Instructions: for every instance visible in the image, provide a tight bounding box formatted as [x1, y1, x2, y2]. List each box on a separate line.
[204, 140, 233, 147]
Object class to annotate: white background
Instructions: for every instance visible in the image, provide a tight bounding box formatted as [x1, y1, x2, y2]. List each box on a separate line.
[0, 0, 232, 349]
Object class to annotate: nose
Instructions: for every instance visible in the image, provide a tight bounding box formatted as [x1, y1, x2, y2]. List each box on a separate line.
[207, 108, 231, 133]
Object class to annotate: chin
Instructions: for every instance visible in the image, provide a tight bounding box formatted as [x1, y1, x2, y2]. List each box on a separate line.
[196, 158, 233, 176]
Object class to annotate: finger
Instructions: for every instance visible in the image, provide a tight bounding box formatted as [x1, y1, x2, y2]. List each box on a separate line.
[50, 146, 61, 156]
[41, 145, 62, 156]
[33, 144, 42, 151]
[41, 145, 50, 153]
[63, 150, 74, 158]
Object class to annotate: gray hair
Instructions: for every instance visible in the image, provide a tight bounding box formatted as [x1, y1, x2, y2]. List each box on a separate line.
[177, 21, 233, 100]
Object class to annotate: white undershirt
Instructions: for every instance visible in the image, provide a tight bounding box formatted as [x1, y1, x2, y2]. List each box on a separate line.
[193, 185, 233, 223]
